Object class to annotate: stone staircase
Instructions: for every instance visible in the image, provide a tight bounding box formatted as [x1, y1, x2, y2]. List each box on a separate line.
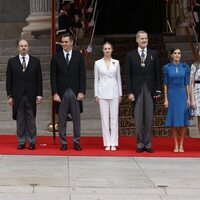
[101, 35, 171, 136]
[163, 35, 196, 65]
[0, 37, 103, 136]
[0, 34, 195, 137]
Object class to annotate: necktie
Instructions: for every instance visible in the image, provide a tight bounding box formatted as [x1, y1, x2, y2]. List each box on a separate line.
[141, 49, 145, 59]
[66, 53, 69, 65]
[140, 50, 145, 67]
[22, 56, 26, 72]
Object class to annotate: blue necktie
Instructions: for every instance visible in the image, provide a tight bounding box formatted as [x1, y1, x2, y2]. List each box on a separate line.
[141, 49, 145, 59]
[66, 53, 69, 65]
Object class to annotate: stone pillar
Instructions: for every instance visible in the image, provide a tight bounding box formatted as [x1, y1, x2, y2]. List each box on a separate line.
[21, 0, 52, 38]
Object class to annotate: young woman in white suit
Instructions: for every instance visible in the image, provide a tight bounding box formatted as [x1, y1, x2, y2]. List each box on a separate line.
[94, 42, 122, 151]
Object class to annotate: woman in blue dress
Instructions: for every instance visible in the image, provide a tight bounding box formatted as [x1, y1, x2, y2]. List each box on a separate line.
[163, 48, 190, 153]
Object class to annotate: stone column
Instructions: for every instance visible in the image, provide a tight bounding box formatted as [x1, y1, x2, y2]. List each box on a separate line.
[21, 0, 52, 38]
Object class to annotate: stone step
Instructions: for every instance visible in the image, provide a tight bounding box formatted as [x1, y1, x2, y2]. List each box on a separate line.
[163, 35, 196, 43]
[0, 118, 102, 135]
[0, 38, 51, 48]
[0, 37, 105, 51]
[0, 97, 100, 120]
[0, 108, 166, 125]
[0, 46, 51, 56]
[0, 35, 193, 136]
[0, 87, 95, 101]
[0, 71, 50, 82]
[0, 55, 51, 64]
[165, 42, 196, 50]
[0, 62, 51, 73]
[0, 76, 95, 91]
[0, 68, 94, 81]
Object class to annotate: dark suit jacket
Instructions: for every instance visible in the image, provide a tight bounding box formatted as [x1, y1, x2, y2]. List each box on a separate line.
[50, 49, 86, 112]
[125, 48, 161, 99]
[58, 13, 82, 33]
[6, 55, 43, 120]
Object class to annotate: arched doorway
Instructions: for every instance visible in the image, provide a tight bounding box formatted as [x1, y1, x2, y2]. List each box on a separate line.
[96, 0, 166, 34]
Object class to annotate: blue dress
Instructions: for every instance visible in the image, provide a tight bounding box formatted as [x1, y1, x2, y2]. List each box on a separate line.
[163, 62, 190, 127]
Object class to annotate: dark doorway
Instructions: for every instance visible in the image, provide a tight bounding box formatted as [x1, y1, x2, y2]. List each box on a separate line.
[96, 0, 165, 34]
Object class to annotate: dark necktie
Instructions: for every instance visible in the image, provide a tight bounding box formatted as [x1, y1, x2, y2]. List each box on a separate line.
[140, 50, 145, 67]
[22, 56, 26, 72]
[141, 49, 145, 59]
[66, 53, 69, 65]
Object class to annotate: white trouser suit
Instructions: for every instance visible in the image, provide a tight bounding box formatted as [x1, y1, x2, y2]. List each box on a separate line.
[94, 58, 122, 147]
[99, 98, 119, 146]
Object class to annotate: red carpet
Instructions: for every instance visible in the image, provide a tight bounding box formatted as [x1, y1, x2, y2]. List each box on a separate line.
[1, 135, 200, 157]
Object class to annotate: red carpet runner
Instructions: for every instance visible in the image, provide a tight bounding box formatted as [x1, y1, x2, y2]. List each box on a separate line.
[1, 135, 200, 157]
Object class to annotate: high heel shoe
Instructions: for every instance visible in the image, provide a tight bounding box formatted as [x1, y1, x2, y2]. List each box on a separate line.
[173, 146, 179, 153]
[179, 146, 184, 153]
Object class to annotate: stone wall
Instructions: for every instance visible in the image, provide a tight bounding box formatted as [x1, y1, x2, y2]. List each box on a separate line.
[0, 0, 29, 23]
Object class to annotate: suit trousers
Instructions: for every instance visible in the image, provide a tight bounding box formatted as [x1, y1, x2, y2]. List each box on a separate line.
[16, 96, 36, 145]
[58, 88, 80, 145]
[134, 83, 154, 149]
[99, 98, 119, 147]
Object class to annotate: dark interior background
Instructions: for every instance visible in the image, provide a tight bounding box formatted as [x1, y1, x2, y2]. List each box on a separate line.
[95, 0, 165, 34]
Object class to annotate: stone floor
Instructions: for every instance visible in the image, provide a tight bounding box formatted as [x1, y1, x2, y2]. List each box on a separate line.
[0, 155, 200, 200]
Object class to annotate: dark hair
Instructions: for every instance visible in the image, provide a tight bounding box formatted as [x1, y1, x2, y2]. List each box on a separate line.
[170, 48, 181, 55]
[61, 33, 74, 41]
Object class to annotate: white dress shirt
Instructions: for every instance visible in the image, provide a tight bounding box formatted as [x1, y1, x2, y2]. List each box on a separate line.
[19, 54, 30, 66]
[63, 50, 72, 62]
[138, 47, 147, 59]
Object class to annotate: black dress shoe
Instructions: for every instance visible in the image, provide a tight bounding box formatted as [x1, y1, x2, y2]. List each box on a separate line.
[28, 144, 36, 150]
[60, 144, 67, 151]
[136, 148, 144, 153]
[74, 143, 82, 151]
[145, 148, 154, 153]
[17, 144, 25, 150]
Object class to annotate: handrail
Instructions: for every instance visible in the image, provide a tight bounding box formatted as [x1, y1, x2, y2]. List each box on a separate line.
[87, 0, 98, 50]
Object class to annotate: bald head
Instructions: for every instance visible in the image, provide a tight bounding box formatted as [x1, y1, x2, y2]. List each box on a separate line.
[17, 39, 29, 56]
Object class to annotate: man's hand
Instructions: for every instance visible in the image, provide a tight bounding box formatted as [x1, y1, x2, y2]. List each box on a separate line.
[153, 91, 161, 99]
[128, 93, 135, 101]
[77, 93, 84, 101]
[36, 96, 42, 104]
[53, 93, 61, 102]
[8, 97, 14, 106]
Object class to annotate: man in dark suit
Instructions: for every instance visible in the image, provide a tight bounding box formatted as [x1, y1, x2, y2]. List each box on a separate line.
[58, 0, 82, 35]
[6, 39, 43, 150]
[125, 30, 161, 153]
[50, 33, 86, 151]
